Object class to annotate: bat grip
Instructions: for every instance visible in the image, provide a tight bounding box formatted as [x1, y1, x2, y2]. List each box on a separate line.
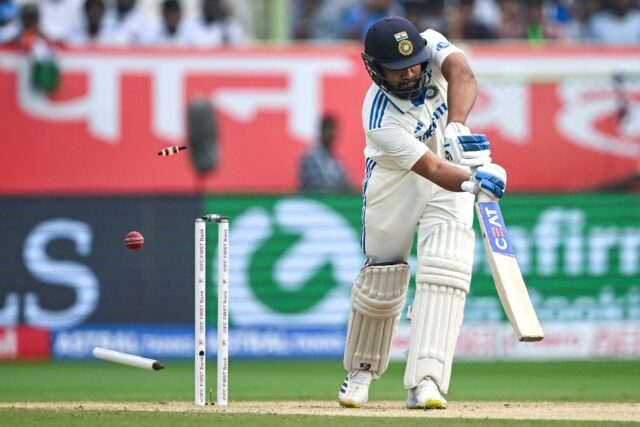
[470, 166, 496, 203]
[477, 192, 493, 203]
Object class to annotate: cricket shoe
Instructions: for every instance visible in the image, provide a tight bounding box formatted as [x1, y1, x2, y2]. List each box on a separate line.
[338, 369, 374, 408]
[406, 377, 447, 410]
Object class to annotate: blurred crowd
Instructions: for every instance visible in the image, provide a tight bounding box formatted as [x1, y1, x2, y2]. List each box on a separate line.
[0, 0, 244, 47]
[292, 0, 640, 44]
[0, 0, 639, 49]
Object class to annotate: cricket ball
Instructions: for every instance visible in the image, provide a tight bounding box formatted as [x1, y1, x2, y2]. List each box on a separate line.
[124, 231, 144, 250]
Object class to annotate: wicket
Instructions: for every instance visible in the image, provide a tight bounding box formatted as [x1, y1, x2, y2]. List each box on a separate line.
[195, 214, 229, 407]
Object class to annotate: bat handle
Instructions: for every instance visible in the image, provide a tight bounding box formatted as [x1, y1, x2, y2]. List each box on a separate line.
[477, 192, 493, 203]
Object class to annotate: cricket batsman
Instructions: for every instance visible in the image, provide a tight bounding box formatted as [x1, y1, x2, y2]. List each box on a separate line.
[338, 16, 507, 409]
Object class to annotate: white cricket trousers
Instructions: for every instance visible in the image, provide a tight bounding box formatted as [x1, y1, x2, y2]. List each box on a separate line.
[361, 162, 474, 264]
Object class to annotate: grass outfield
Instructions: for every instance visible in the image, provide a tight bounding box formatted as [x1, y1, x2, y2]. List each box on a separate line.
[1, 409, 637, 427]
[1, 360, 639, 426]
[1, 360, 639, 402]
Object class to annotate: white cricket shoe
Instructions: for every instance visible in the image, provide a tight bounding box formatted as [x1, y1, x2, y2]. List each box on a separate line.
[338, 369, 374, 408]
[406, 377, 447, 409]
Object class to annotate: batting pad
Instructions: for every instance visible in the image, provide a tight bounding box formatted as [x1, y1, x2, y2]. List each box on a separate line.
[416, 221, 475, 293]
[405, 222, 474, 393]
[344, 262, 410, 378]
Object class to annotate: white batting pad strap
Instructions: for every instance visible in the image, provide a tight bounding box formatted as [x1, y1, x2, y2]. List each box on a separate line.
[416, 222, 474, 293]
[404, 283, 466, 393]
[344, 263, 410, 378]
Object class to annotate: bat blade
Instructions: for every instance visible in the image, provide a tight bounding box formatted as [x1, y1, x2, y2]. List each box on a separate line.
[476, 201, 544, 342]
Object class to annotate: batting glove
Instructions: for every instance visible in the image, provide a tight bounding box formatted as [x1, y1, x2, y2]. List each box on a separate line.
[444, 122, 492, 167]
[461, 163, 507, 201]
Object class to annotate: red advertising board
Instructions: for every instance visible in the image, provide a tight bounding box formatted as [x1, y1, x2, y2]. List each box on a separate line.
[1, 44, 638, 194]
[0, 326, 51, 360]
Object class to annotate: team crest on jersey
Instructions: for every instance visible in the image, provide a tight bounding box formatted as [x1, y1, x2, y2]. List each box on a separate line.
[425, 85, 438, 99]
[398, 40, 413, 56]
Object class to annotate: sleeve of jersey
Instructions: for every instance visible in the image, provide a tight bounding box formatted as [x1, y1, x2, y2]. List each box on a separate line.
[420, 29, 464, 69]
[366, 124, 428, 170]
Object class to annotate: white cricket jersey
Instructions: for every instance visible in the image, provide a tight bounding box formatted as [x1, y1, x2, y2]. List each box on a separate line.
[361, 30, 463, 171]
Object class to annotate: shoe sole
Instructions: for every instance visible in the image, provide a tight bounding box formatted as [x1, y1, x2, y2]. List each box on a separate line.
[338, 400, 362, 408]
[407, 399, 446, 410]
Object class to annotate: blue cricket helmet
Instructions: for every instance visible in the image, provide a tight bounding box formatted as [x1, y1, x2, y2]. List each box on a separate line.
[362, 16, 431, 100]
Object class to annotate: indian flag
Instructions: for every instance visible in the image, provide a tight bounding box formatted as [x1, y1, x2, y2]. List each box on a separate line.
[394, 31, 408, 41]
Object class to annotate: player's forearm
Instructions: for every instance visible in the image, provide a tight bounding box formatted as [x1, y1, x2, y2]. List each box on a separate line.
[441, 53, 477, 125]
[411, 151, 470, 192]
[446, 75, 476, 125]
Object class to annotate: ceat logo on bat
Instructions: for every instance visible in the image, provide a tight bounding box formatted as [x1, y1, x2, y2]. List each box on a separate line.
[479, 202, 515, 257]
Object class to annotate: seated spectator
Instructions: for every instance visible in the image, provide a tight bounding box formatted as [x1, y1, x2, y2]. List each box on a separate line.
[66, 0, 110, 46]
[39, 0, 84, 43]
[290, 0, 350, 42]
[194, 0, 244, 46]
[404, 0, 447, 36]
[472, 0, 501, 32]
[525, 0, 561, 42]
[342, 0, 405, 40]
[152, 0, 201, 46]
[497, 0, 527, 39]
[447, 0, 497, 40]
[587, 0, 640, 44]
[299, 115, 352, 193]
[102, 0, 157, 46]
[565, 0, 602, 41]
[545, 0, 573, 36]
[0, 0, 20, 44]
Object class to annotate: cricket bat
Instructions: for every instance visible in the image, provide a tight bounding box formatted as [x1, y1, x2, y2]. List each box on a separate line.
[476, 199, 544, 342]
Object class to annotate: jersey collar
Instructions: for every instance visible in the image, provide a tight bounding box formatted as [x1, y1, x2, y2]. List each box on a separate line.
[380, 87, 426, 113]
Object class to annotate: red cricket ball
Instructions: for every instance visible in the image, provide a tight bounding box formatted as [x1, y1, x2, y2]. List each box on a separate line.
[124, 231, 144, 250]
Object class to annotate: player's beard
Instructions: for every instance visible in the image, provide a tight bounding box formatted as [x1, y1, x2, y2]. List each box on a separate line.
[382, 65, 431, 100]
[386, 75, 423, 100]
[395, 80, 418, 91]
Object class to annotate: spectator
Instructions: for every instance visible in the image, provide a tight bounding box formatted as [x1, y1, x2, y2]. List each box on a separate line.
[565, 0, 602, 41]
[0, 0, 19, 44]
[525, 0, 561, 42]
[39, 0, 84, 43]
[404, 0, 447, 36]
[9, 3, 60, 93]
[497, 0, 527, 39]
[152, 0, 201, 46]
[299, 115, 352, 192]
[447, 0, 497, 40]
[290, 0, 351, 42]
[102, 0, 157, 46]
[545, 0, 573, 36]
[587, 0, 640, 44]
[10, 2, 46, 49]
[342, 0, 405, 40]
[472, 0, 501, 32]
[194, 0, 244, 46]
[66, 0, 109, 45]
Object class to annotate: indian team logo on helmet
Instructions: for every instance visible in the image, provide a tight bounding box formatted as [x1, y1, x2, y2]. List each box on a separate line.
[394, 31, 414, 56]
[398, 40, 413, 56]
